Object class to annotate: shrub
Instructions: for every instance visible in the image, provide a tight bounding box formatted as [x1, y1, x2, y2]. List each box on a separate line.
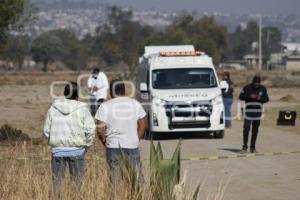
[0, 124, 30, 142]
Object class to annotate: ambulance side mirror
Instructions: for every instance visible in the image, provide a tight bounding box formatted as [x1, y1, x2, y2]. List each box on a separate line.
[140, 83, 148, 93]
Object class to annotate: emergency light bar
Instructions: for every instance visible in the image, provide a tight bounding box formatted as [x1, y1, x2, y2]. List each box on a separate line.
[159, 51, 204, 57]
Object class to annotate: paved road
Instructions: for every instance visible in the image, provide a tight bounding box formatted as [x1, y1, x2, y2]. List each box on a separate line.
[139, 121, 300, 200]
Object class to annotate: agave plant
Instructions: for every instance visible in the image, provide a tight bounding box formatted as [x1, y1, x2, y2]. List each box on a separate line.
[119, 148, 144, 199]
[118, 141, 200, 200]
[150, 141, 181, 200]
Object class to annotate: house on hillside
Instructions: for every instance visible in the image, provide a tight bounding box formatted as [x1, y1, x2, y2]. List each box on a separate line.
[267, 42, 300, 70]
[268, 53, 300, 71]
[286, 55, 300, 70]
[268, 53, 287, 70]
[244, 54, 259, 68]
[220, 54, 261, 70]
[219, 60, 246, 70]
[0, 60, 14, 71]
[220, 42, 300, 71]
[282, 42, 300, 54]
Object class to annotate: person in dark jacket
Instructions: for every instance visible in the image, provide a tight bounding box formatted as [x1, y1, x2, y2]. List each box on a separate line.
[239, 75, 269, 153]
[221, 72, 234, 128]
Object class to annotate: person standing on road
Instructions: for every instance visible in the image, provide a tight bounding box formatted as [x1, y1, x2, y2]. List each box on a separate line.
[221, 71, 234, 128]
[239, 75, 269, 153]
[87, 68, 99, 116]
[95, 80, 146, 186]
[94, 70, 109, 109]
[43, 82, 96, 194]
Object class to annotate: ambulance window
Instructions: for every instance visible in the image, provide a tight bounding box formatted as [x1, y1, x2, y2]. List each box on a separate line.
[152, 68, 217, 89]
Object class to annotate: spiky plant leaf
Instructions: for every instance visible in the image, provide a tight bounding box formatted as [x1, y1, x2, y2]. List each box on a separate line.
[192, 184, 201, 200]
[150, 141, 182, 200]
[118, 147, 143, 199]
[171, 140, 181, 183]
[150, 140, 159, 170]
[156, 142, 164, 160]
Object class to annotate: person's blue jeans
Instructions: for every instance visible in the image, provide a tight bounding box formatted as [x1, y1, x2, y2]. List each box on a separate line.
[223, 97, 233, 128]
[51, 155, 85, 194]
[106, 148, 143, 185]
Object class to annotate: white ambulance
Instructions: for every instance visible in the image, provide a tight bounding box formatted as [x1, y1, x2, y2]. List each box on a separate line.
[137, 45, 225, 138]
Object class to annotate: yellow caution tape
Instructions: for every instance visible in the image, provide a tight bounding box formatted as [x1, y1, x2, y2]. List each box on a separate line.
[1, 151, 300, 162]
[181, 151, 300, 161]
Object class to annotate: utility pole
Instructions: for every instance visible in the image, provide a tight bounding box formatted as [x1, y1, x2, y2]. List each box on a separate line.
[258, 15, 262, 70]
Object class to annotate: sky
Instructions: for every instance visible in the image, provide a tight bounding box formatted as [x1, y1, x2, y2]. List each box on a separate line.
[103, 0, 299, 14]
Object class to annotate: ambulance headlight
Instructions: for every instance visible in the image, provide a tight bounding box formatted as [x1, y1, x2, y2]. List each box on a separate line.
[153, 98, 168, 107]
[212, 95, 223, 105]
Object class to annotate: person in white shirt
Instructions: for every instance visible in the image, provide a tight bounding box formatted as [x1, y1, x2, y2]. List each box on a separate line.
[95, 80, 146, 185]
[87, 68, 99, 116]
[95, 71, 109, 108]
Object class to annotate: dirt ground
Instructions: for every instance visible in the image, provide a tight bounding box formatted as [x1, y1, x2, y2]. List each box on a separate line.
[0, 79, 299, 138]
[140, 122, 300, 200]
[0, 72, 300, 199]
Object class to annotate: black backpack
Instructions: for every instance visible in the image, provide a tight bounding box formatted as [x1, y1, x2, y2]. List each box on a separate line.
[277, 111, 297, 126]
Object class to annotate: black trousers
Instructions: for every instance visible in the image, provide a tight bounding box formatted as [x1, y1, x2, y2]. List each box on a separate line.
[96, 98, 105, 110]
[243, 119, 261, 149]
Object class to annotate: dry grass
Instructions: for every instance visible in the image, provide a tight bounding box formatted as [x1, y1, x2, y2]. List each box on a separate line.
[0, 156, 111, 199]
[0, 71, 123, 86]
[0, 144, 202, 200]
[0, 144, 140, 200]
[0, 72, 79, 86]
[279, 95, 296, 102]
[218, 69, 300, 88]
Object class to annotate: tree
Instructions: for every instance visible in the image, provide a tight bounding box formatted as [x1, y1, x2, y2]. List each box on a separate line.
[146, 15, 227, 64]
[0, 0, 36, 43]
[189, 16, 227, 64]
[44, 29, 87, 71]
[46, 29, 78, 48]
[64, 42, 88, 72]
[88, 8, 227, 74]
[262, 26, 282, 61]
[245, 20, 259, 46]
[92, 6, 154, 76]
[225, 21, 282, 64]
[30, 29, 89, 72]
[226, 26, 250, 60]
[31, 33, 64, 72]
[225, 21, 259, 60]
[4, 34, 30, 70]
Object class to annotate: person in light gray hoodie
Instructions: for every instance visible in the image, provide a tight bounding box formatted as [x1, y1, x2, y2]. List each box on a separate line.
[44, 81, 96, 194]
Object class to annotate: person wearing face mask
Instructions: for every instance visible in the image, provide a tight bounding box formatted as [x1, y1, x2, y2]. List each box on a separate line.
[87, 68, 100, 116]
[239, 75, 269, 153]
